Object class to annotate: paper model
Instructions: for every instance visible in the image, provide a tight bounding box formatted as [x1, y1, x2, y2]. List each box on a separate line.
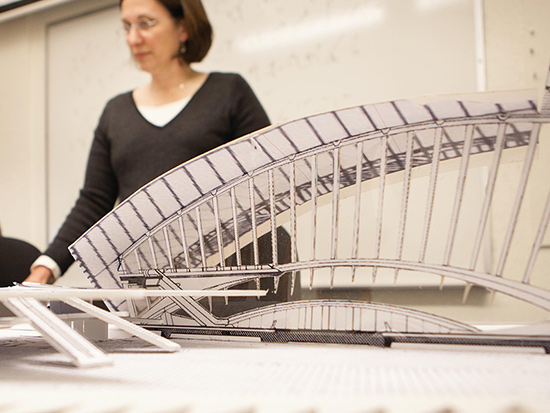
[0, 285, 265, 367]
[68, 69, 550, 353]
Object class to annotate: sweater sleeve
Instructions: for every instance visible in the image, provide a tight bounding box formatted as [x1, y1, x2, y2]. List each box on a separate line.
[43, 106, 119, 275]
[229, 74, 270, 140]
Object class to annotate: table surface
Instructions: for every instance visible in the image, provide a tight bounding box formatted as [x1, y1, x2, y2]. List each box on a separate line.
[1, 324, 550, 413]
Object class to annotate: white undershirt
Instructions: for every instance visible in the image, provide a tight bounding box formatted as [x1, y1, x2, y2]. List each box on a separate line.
[137, 96, 191, 127]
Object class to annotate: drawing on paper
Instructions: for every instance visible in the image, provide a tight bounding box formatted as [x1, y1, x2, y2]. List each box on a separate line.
[68, 68, 550, 353]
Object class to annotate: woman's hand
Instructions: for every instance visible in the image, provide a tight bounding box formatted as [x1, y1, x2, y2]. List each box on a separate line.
[25, 266, 54, 284]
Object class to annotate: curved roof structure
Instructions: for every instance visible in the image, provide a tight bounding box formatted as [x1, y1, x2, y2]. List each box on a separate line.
[70, 96, 540, 286]
[68, 86, 550, 343]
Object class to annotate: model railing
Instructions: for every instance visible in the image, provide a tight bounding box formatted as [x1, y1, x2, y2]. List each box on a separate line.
[69, 90, 550, 341]
[114, 114, 549, 309]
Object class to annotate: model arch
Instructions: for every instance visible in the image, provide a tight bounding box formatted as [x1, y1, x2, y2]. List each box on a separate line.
[70, 83, 550, 347]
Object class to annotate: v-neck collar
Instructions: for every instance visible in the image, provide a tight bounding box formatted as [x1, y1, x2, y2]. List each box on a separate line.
[130, 72, 212, 129]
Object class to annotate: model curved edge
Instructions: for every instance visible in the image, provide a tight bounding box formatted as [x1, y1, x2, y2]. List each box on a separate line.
[62, 84, 550, 350]
[131, 297, 480, 334]
[69, 93, 538, 291]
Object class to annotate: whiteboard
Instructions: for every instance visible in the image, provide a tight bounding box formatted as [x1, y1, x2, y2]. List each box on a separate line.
[46, 0, 480, 281]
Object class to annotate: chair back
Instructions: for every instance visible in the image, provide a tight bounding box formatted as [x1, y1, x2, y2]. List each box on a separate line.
[0, 236, 41, 287]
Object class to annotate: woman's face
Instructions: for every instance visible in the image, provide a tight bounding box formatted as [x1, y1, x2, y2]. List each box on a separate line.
[121, 0, 187, 74]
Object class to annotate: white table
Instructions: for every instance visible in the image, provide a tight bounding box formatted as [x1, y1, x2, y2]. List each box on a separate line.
[1, 325, 549, 413]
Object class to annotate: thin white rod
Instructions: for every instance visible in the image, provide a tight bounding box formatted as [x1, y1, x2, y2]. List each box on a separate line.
[120, 253, 128, 274]
[148, 237, 158, 269]
[9, 286, 268, 299]
[496, 123, 540, 276]
[213, 197, 225, 268]
[523, 189, 550, 284]
[373, 135, 388, 281]
[331, 148, 341, 261]
[470, 122, 506, 270]
[178, 215, 191, 268]
[248, 179, 260, 266]
[310, 155, 318, 288]
[134, 249, 142, 273]
[163, 227, 174, 270]
[395, 132, 414, 280]
[419, 127, 443, 262]
[289, 162, 298, 293]
[195, 208, 207, 268]
[330, 148, 341, 287]
[351, 142, 364, 281]
[230, 187, 242, 266]
[444, 125, 474, 266]
[289, 162, 298, 264]
[268, 169, 278, 265]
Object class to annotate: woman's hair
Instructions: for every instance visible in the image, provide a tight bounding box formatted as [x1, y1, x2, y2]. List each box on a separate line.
[121, 0, 213, 63]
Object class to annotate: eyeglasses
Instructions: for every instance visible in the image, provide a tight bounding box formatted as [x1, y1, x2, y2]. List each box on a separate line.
[122, 18, 159, 33]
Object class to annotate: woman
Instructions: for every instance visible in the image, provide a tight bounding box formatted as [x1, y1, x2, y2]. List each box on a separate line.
[26, 0, 270, 284]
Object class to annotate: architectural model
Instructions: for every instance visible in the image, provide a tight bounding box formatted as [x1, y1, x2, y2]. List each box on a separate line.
[67, 70, 550, 353]
[0, 284, 265, 367]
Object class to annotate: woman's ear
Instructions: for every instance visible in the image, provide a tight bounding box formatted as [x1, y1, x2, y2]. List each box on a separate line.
[178, 21, 188, 43]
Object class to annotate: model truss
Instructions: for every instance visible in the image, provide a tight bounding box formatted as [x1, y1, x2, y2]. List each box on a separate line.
[0, 285, 265, 367]
[68, 70, 550, 353]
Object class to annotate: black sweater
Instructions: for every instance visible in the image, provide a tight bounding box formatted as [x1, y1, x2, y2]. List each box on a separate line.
[45, 72, 270, 274]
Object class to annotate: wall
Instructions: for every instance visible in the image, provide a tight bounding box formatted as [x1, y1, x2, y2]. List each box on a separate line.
[0, 16, 43, 244]
[484, 0, 550, 94]
[0, 0, 116, 248]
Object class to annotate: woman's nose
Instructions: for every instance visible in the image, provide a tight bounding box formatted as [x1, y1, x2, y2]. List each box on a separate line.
[126, 27, 143, 45]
